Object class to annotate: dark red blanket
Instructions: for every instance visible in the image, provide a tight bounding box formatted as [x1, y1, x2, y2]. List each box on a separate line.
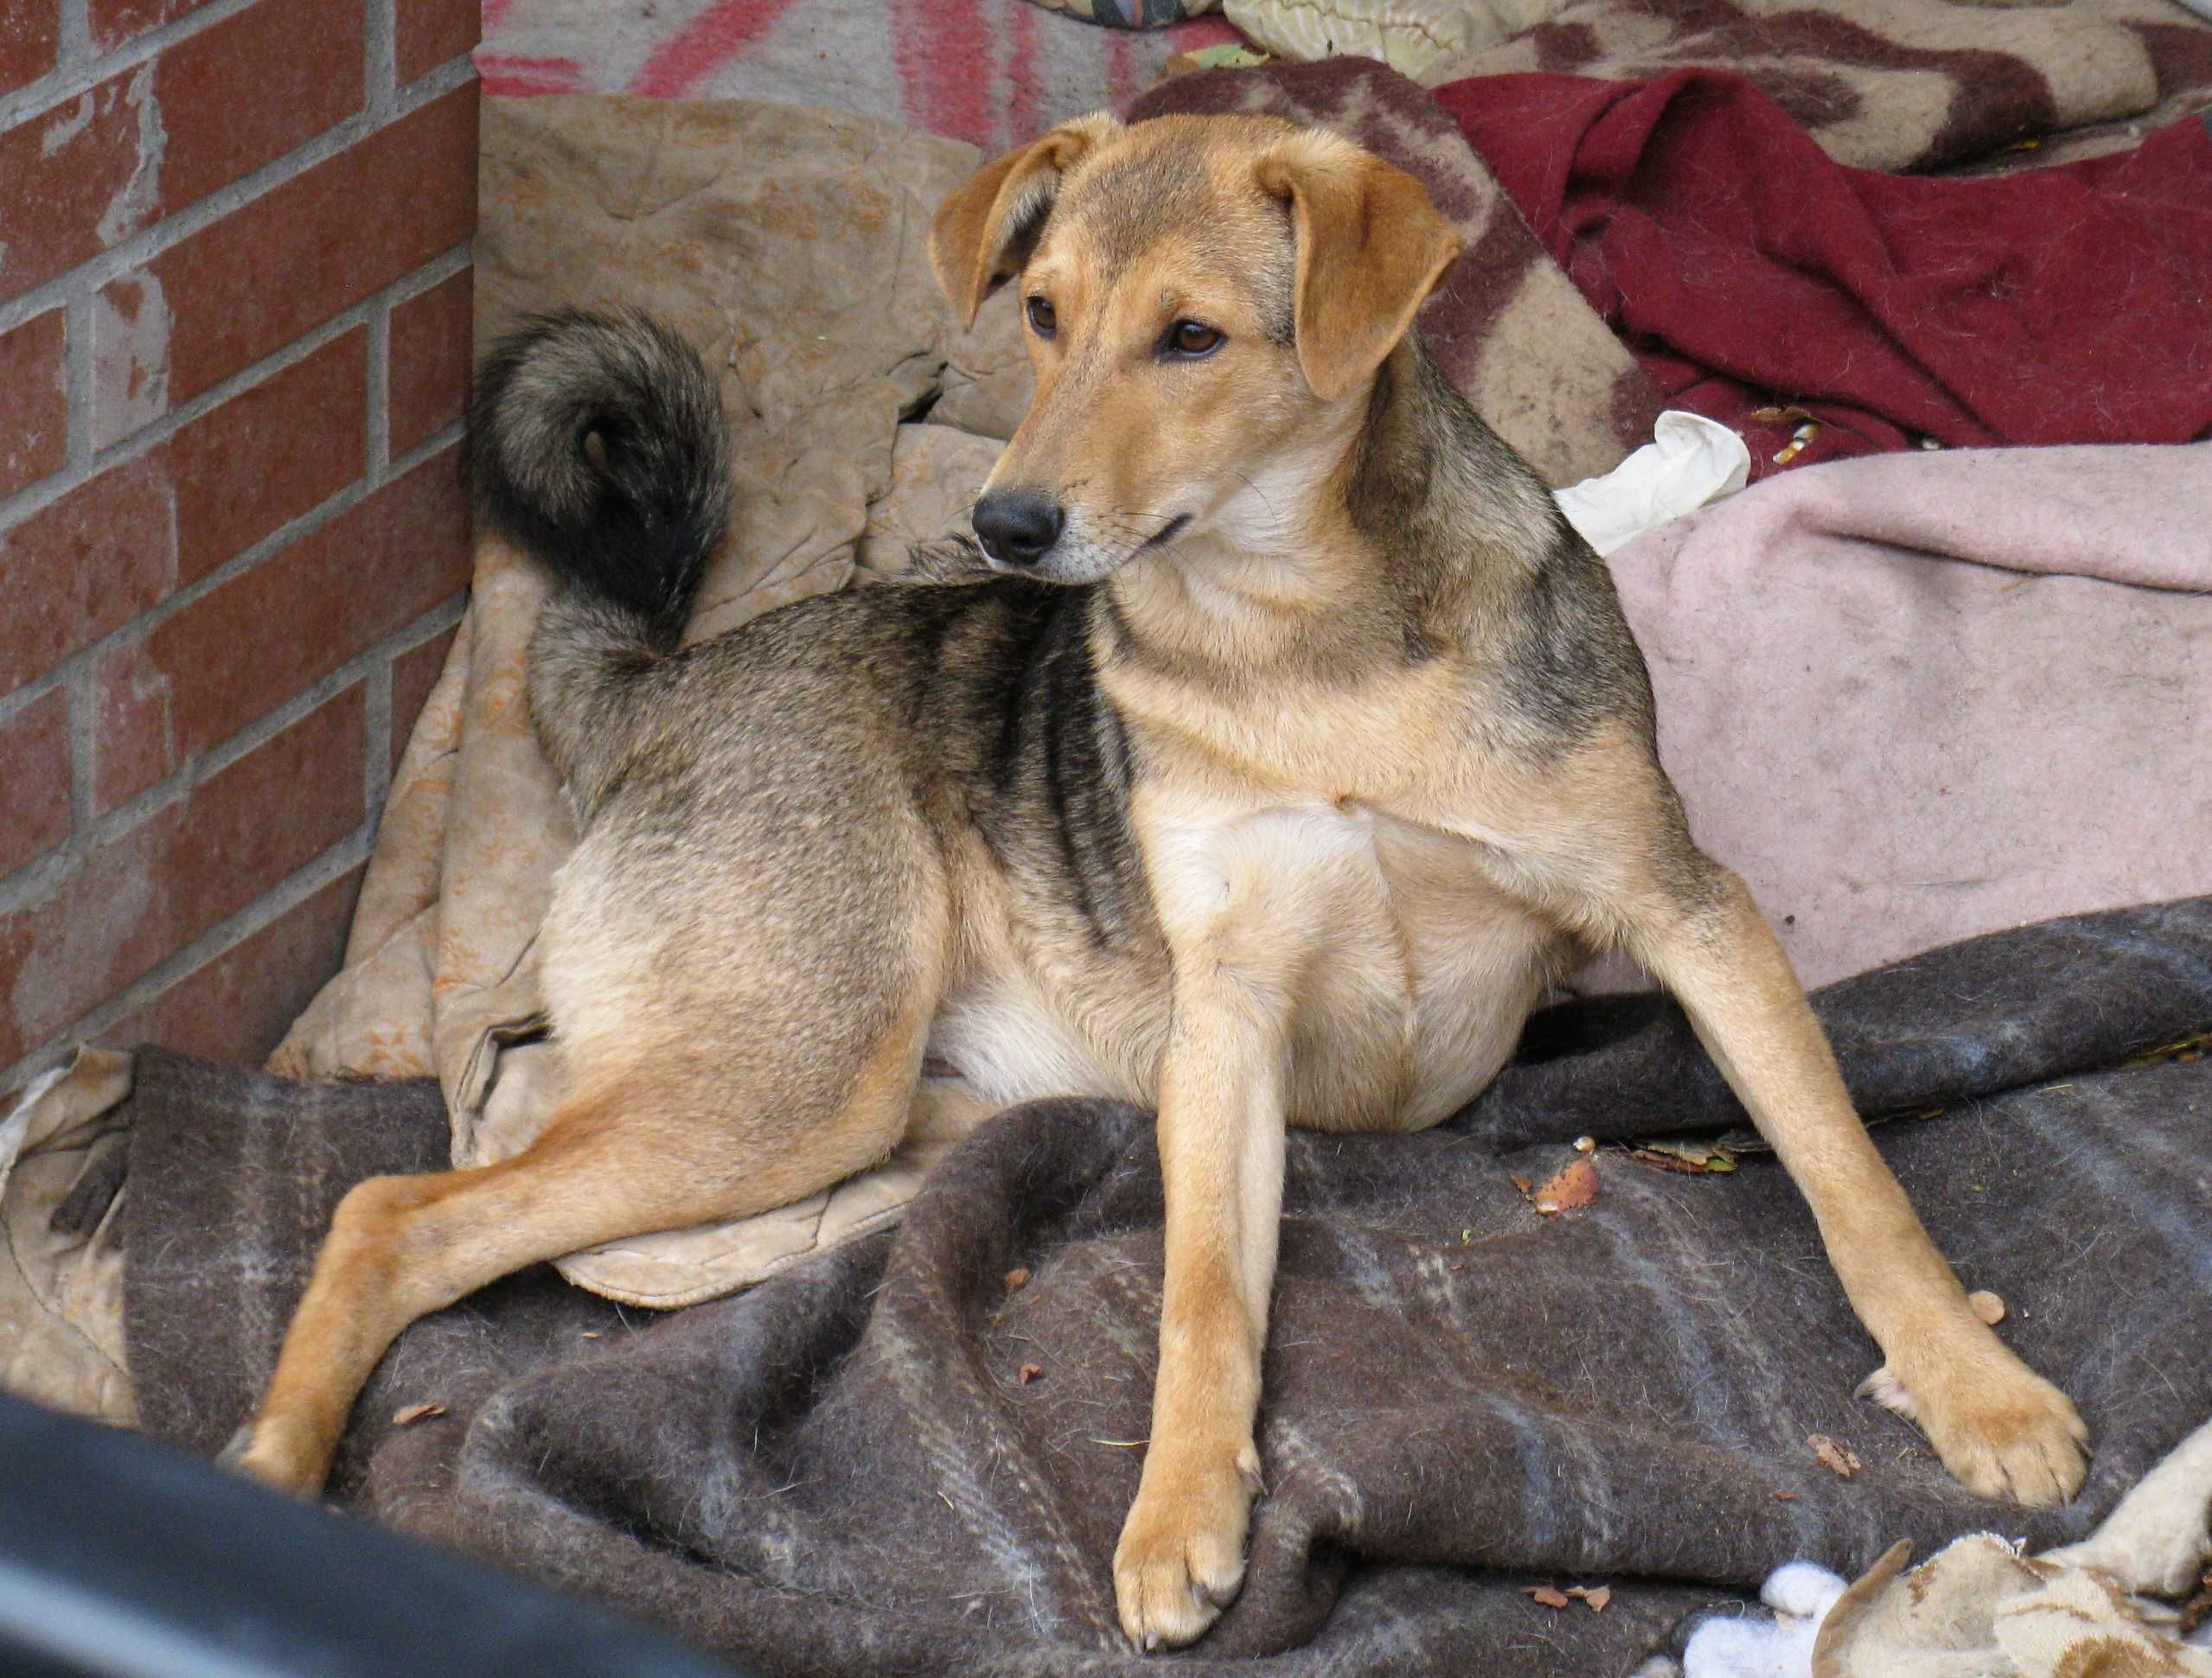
[1435, 71, 2212, 475]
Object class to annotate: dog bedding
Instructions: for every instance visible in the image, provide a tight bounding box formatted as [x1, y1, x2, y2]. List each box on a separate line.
[253, 57, 2212, 1311]
[51, 898, 2208, 1675]
[473, 0, 1238, 151]
[1436, 71, 2212, 475]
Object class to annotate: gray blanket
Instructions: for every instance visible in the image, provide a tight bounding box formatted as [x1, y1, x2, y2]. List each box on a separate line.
[115, 898, 2212, 1675]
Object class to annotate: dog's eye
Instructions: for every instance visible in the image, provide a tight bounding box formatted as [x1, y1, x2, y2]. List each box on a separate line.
[1026, 297, 1057, 339]
[1165, 321, 1224, 359]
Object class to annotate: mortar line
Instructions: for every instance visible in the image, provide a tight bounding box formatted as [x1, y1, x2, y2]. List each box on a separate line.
[366, 0, 399, 121]
[61, 285, 94, 470]
[54, 0, 93, 76]
[366, 306, 393, 479]
[61, 662, 96, 837]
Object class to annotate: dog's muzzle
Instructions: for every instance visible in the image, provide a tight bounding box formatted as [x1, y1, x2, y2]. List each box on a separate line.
[973, 490, 1064, 571]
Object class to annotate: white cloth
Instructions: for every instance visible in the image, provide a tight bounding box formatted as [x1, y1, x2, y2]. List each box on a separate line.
[1553, 410, 1751, 557]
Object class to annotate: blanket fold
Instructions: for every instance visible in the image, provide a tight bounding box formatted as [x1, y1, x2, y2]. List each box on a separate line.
[115, 899, 2212, 1677]
[1435, 70, 2212, 472]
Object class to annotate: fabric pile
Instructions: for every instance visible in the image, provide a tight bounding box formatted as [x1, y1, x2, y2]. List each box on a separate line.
[0, 900, 2202, 1676]
[472, 0, 1240, 150]
[4, 1, 2210, 1673]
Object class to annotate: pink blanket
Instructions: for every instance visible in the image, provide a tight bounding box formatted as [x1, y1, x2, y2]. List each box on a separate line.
[1608, 441, 2212, 992]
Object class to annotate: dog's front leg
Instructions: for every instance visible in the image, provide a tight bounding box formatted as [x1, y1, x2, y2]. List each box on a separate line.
[1618, 860, 2088, 1505]
[1115, 988, 1286, 1652]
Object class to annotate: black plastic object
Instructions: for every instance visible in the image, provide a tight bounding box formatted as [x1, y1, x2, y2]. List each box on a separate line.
[0, 1391, 745, 1678]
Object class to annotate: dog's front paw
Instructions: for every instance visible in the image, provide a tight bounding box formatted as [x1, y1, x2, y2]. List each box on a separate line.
[1885, 1344, 2087, 1507]
[220, 1418, 331, 1497]
[1113, 1439, 1263, 1652]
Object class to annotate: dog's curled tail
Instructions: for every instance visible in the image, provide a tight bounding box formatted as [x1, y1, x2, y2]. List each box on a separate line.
[470, 308, 732, 650]
[470, 310, 732, 804]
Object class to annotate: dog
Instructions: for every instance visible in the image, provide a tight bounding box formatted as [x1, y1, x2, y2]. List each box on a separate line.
[233, 111, 2087, 1651]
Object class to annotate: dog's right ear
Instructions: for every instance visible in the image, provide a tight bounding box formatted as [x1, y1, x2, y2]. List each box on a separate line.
[930, 113, 1121, 329]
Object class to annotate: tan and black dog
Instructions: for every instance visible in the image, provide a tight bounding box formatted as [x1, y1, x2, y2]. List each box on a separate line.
[233, 111, 2087, 1650]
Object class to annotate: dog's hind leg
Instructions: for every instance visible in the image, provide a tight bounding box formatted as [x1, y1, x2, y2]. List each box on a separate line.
[230, 1005, 932, 1496]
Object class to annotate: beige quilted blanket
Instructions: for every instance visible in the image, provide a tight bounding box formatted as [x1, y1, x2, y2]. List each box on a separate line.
[270, 98, 1039, 1307]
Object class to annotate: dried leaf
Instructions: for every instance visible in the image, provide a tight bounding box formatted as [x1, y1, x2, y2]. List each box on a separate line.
[1632, 1139, 1738, 1174]
[1004, 1267, 1032, 1292]
[1748, 405, 1814, 425]
[1968, 1289, 2005, 1325]
[1582, 1586, 1612, 1612]
[392, 1402, 447, 1426]
[1808, 1434, 1862, 1478]
[1523, 1585, 1571, 1609]
[1529, 1157, 1599, 1215]
[1018, 1363, 1044, 1385]
[1773, 1491, 1798, 1502]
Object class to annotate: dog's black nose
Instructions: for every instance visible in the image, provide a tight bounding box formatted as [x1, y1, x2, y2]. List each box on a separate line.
[972, 491, 1064, 569]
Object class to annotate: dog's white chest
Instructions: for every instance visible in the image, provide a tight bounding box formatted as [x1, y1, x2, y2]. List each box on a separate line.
[930, 799, 1556, 1126]
[1144, 795, 1556, 1129]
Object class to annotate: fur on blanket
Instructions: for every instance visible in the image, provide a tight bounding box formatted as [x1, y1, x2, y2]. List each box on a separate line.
[80, 900, 2212, 1675]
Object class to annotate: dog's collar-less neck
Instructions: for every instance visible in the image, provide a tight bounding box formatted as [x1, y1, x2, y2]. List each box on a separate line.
[1101, 335, 1529, 684]
[1100, 398, 1390, 678]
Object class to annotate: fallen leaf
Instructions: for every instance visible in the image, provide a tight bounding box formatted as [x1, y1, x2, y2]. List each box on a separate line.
[1749, 405, 1814, 425]
[1632, 1139, 1738, 1174]
[392, 1402, 447, 1426]
[1582, 1586, 1612, 1612]
[1968, 1290, 2005, 1325]
[1005, 1267, 1032, 1292]
[1808, 1434, 1862, 1478]
[1529, 1157, 1598, 1215]
[1773, 1491, 1798, 1502]
[1523, 1585, 1571, 1609]
[1018, 1363, 1044, 1385]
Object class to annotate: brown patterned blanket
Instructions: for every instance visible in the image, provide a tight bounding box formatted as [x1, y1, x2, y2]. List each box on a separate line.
[107, 901, 2212, 1675]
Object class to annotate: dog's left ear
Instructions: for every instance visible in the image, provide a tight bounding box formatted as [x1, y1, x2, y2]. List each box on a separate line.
[930, 112, 1122, 329]
[1256, 136, 1463, 402]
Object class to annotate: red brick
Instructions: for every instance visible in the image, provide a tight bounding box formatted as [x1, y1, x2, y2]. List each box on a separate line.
[387, 267, 473, 456]
[87, 0, 204, 54]
[105, 863, 364, 1065]
[0, 309, 67, 498]
[105, 85, 479, 415]
[3, 1, 360, 310]
[0, 682, 364, 1065]
[387, 621, 460, 775]
[0, 74, 157, 305]
[0, 688, 71, 877]
[397, 0, 481, 84]
[156, 0, 367, 208]
[163, 327, 369, 585]
[0, 3, 58, 98]
[93, 443, 467, 807]
[0, 457, 180, 701]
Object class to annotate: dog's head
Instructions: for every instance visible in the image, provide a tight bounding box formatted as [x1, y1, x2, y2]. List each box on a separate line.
[929, 113, 1461, 584]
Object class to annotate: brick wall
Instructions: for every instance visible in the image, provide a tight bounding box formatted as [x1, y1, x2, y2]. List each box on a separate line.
[1, 0, 479, 1091]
